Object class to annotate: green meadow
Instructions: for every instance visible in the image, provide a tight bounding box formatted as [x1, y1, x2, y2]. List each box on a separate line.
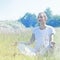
[0, 27, 60, 60]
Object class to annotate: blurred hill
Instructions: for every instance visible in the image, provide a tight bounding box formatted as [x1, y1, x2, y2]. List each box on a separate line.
[0, 20, 27, 34]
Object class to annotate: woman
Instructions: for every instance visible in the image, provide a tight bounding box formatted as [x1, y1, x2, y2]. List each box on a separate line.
[15, 12, 55, 56]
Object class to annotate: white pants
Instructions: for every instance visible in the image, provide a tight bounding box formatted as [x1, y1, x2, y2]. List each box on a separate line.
[17, 43, 53, 56]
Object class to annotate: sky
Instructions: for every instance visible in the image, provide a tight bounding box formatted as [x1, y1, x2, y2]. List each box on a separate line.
[0, 0, 60, 21]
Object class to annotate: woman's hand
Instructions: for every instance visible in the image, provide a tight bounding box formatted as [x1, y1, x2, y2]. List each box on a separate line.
[50, 41, 55, 48]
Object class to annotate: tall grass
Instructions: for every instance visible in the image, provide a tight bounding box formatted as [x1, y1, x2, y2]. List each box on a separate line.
[0, 27, 60, 60]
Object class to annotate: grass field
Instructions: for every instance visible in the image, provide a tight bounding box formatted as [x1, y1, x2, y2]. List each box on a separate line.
[0, 27, 60, 60]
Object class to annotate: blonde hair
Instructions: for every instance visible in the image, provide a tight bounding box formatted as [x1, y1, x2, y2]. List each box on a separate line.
[38, 12, 48, 20]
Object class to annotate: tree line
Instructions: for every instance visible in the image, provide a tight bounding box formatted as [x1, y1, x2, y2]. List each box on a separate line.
[18, 8, 60, 27]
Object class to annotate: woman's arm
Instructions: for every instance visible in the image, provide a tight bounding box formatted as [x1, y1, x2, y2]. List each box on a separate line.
[26, 33, 35, 45]
[12, 33, 35, 46]
[49, 34, 55, 48]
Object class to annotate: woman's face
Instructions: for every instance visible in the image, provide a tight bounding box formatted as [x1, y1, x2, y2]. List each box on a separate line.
[37, 13, 47, 24]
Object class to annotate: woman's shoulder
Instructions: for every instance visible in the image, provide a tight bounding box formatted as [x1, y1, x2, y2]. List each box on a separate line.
[46, 25, 56, 34]
[32, 26, 39, 33]
[46, 25, 55, 30]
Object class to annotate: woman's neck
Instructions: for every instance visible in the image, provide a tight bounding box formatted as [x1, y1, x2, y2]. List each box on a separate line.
[39, 24, 46, 30]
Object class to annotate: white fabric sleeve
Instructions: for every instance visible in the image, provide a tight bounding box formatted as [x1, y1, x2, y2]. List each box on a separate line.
[49, 27, 56, 35]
